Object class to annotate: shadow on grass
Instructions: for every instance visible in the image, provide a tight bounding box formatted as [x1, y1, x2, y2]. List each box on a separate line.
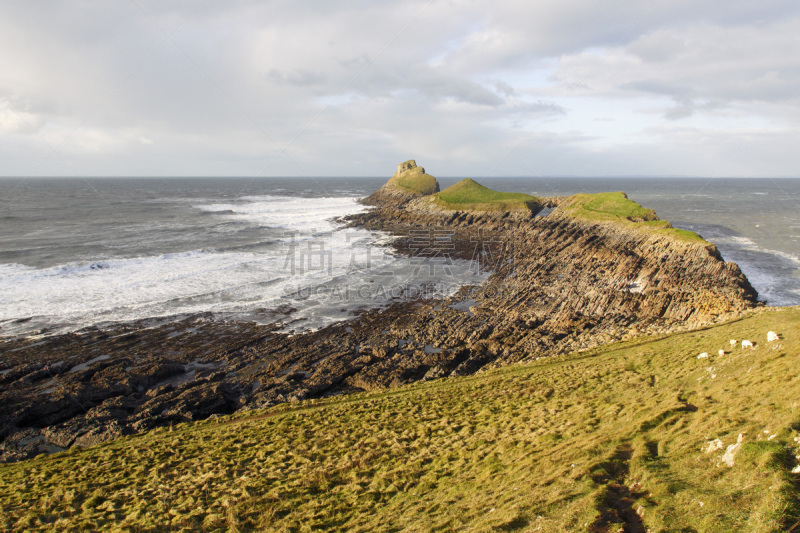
[589, 444, 649, 533]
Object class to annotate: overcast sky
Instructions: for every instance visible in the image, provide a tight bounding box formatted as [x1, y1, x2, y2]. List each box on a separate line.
[1, 1, 799, 178]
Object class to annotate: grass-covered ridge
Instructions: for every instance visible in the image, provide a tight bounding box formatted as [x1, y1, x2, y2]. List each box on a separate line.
[563, 192, 658, 222]
[1, 307, 798, 531]
[434, 178, 542, 212]
[563, 192, 708, 243]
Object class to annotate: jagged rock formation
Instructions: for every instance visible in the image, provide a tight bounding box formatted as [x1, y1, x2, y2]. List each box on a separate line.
[0, 162, 760, 462]
[349, 191, 757, 370]
[346, 164, 758, 378]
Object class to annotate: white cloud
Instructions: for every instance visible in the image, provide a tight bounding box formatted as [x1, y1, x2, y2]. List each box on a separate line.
[0, 99, 45, 134]
[0, 1, 798, 176]
[551, 19, 800, 108]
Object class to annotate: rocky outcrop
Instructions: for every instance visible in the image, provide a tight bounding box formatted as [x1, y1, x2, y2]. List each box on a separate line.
[344, 168, 758, 377]
[0, 164, 760, 462]
[349, 196, 757, 330]
[363, 160, 440, 206]
[0, 318, 274, 462]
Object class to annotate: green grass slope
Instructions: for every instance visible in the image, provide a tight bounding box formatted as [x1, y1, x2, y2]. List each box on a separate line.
[1, 308, 799, 532]
[434, 178, 542, 212]
[563, 192, 708, 243]
[563, 192, 658, 222]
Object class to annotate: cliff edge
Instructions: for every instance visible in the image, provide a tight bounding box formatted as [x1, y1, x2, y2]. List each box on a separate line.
[347, 161, 760, 381]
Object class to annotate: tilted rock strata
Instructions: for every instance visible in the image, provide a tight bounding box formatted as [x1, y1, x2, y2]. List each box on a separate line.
[349, 199, 756, 328]
[0, 169, 760, 462]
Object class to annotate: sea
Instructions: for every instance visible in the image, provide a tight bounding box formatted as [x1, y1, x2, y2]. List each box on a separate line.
[1, 177, 798, 338]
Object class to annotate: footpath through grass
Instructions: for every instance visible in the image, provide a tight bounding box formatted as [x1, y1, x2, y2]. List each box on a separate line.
[1, 308, 799, 532]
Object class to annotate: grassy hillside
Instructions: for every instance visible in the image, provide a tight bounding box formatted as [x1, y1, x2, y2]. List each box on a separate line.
[563, 192, 707, 243]
[434, 178, 542, 212]
[562, 192, 658, 222]
[1, 308, 798, 532]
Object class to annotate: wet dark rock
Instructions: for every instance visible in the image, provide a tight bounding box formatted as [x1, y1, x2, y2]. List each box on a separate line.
[0, 183, 760, 462]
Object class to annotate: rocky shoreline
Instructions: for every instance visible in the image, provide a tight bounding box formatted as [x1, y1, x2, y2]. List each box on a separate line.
[0, 162, 760, 462]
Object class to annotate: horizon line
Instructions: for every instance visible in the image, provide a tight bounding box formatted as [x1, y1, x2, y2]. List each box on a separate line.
[2, 175, 800, 180]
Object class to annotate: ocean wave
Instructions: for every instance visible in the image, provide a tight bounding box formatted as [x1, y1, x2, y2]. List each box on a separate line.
[713, 235, 800, 267]
[701, 233, 800, 306]
[671, 220, 799, 306]
[0, 220, 483, 337]
[194, 196, 367, 233]
[0, 251, 210, 282]
[198, 209, 237, 216]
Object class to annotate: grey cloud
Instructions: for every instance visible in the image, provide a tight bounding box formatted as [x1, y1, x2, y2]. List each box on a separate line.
[663, 102, 695, 120]
[508, 100, 565, 116]
[333, 62, 507, 106]
[412, 72, 505, 106]
[619, 80, 692, 98]
[267, 69, 327, 87]
[627, 31, 688, 63]
[553, 17, 800, 108]
[494, 81, 516, 97]
[662, 99, 726, 120]
[432, 1, 797, 75]
[1, 1, 799, 177]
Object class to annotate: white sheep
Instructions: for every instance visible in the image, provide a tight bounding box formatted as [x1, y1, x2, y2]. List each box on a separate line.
[698, 352, 710, 359]
[741, 340, 753, 349]
[718, 349, 725, 357]
[729, 339, 737, 347]
[767, 331, 780, 342]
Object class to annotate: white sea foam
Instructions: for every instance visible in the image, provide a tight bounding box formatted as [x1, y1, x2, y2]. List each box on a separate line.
[712, 234, 800, 267]
[0, 196, 485, 337]
[698, 230, 800, 306]
[195, 195, 366, 233]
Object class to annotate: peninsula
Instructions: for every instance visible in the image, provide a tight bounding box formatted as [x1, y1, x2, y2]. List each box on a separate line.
[0, 161, 759, 463]
[2, 162, 799, 531]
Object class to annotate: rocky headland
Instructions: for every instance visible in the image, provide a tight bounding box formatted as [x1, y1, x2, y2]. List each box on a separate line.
[0, 161, 759, 462]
